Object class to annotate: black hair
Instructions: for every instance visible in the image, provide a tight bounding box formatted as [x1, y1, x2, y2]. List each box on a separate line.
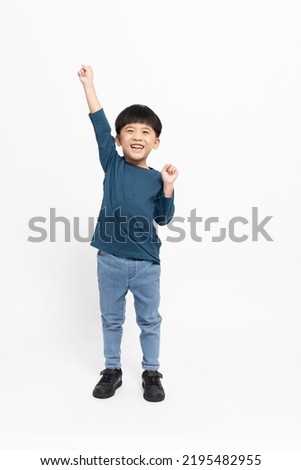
[115, 104, 162, 137]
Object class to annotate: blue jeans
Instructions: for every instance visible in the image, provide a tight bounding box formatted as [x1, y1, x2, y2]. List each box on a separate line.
[96, 250, 162, 371]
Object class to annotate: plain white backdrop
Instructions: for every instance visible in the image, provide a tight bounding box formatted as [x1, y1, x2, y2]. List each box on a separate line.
[0, 0, 300, 467]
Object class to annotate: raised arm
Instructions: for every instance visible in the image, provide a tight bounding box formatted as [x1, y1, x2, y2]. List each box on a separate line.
[77, 64, 118, 171]
[154, 164, 178, 225]
[77, 64, 101, 114]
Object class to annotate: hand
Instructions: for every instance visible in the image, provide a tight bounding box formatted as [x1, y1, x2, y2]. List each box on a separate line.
[77, 64, 94, 86]
[161, 163, 178, 185]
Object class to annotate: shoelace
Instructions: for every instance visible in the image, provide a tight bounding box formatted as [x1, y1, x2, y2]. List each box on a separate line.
[144, 372, 163, 388]
[100, 369, 119, 383]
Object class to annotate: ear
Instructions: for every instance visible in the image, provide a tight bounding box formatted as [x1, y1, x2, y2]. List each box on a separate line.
[115, 135, 122, 147]
[153, 138, 160, 150]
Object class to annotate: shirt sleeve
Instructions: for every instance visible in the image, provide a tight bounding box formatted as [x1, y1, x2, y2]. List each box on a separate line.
[89, 108, 119, 172]
[153, 189, 175, 226]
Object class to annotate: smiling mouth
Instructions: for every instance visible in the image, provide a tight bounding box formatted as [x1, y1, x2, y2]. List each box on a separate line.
[130, 144, 144, 149]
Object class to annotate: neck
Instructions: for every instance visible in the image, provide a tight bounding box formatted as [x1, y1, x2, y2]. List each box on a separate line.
[124, 156, 149, 169]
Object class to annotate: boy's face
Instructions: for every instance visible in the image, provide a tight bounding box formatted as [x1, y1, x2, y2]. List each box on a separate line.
[116, 122, 160, 168]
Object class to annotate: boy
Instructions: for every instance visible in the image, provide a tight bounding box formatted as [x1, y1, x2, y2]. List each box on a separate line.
[77, 64, 178, 402]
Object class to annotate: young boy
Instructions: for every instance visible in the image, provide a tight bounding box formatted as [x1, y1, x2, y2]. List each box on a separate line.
[77, 64, 178, 402]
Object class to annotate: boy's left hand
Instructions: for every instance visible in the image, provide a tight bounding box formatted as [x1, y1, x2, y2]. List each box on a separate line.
[161, 164, 179, 184]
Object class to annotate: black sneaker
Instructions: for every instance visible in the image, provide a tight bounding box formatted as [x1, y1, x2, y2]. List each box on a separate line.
[142, 370, 165, 402]
[92, 368, 122, 399]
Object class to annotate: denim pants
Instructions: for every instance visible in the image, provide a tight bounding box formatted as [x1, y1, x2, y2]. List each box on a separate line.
[97, 250, 162, 371]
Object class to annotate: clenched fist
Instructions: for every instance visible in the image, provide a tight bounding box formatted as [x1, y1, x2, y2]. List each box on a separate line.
[77, 64, 94, 86]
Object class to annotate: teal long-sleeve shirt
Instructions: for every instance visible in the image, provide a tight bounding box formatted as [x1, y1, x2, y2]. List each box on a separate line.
[89, 108, 175, 264]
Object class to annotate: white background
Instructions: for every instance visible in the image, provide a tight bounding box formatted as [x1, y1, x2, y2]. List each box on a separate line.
[0, 0, 300, 467]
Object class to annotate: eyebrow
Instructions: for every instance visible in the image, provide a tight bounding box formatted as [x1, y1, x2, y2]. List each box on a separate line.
[124, 124, 152, 130]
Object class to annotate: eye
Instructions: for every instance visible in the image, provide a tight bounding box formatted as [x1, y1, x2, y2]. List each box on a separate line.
[143, 130, 150, 134]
